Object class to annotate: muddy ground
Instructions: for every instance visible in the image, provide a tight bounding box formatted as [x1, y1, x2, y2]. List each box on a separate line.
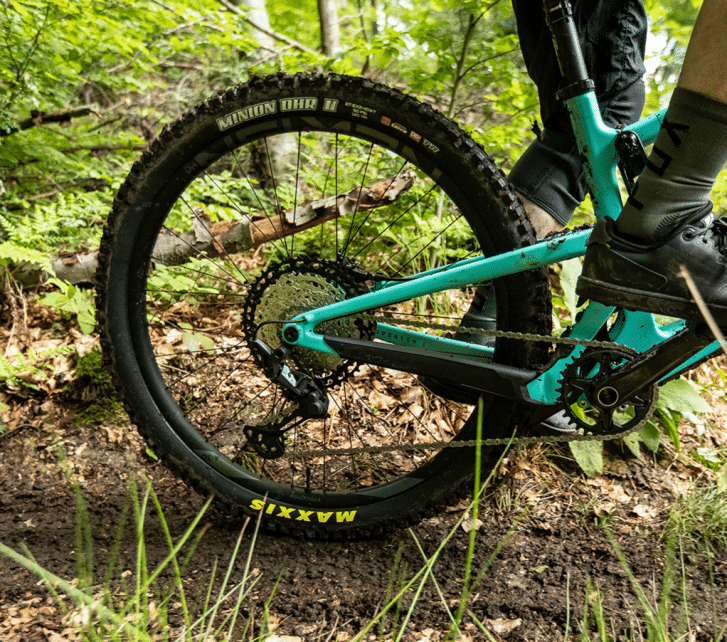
[0, 383, 725, 641]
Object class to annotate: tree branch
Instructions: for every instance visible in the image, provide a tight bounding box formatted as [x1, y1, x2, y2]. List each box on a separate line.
[13, 171, 416, 286]
[217, 0, 318, 55]
[1, 106, 97, 138]
[447, 12, 481, 119]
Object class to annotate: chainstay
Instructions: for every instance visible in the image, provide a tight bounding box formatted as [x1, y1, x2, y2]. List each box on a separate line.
[359, 313, 638, 353]
[282, 313, 657, 459]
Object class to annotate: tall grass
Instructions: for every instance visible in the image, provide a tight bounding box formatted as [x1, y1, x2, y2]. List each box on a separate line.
[0, 472, 265, 641]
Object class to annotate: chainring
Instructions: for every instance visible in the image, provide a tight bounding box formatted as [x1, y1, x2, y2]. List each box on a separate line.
[559, 347, 657, 436]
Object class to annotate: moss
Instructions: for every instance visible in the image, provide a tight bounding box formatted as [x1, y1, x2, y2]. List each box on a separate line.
[74, 399, 128, 427]
[63, 347, 127, 426]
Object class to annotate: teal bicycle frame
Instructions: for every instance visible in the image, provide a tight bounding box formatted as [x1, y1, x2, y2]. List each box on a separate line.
[280, 7, 721, 408]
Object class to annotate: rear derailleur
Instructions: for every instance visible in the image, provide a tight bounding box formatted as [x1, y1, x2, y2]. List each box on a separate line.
[244, 337, 329, 459]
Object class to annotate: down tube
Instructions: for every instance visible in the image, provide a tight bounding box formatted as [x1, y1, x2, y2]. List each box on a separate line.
[285, 230, 591, 356]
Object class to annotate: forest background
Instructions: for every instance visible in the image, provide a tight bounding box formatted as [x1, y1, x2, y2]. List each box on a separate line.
[0, 0, 714, 417]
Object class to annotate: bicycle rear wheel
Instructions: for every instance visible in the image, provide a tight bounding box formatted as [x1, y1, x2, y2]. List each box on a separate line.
[97, 73, 551, 536]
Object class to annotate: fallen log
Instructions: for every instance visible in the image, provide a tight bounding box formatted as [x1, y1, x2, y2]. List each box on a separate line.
[14, 170, 416, 286]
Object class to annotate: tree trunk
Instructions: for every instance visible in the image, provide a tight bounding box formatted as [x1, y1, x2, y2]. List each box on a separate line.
[318, 0, 341, 56]
[239, 0, 276, 52]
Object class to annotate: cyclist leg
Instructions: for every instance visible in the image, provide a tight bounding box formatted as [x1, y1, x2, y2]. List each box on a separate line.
[509, 0, 647, 235]
[461, 0, 646, 330]
[578, 0, 727, 324]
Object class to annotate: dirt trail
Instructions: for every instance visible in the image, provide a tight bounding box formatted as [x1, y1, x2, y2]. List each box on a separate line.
[0, 394, 725, 641]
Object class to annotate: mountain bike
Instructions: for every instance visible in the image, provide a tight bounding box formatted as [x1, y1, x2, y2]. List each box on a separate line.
[96, 0, 721, 536]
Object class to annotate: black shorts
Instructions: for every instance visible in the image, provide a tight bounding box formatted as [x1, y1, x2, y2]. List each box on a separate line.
[513, 0, 647, 126]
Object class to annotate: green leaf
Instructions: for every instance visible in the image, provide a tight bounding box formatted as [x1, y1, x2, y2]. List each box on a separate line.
[658, 378, 711, 414]
[639, 421, 661, 453]
[696, 447, 722, 465]
[559, 258, 582, 318]
[622, 431, 641, 458]
[569, 440, 603, 477]
[658, 408, 682, 452]
[717, 465, 727, 492]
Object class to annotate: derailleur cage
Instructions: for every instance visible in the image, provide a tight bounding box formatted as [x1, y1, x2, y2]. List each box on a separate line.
[244, 337, 329, 459]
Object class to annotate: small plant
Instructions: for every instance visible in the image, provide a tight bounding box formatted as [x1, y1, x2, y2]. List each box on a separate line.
[40, 277, 95, 334]
[0, 343, 75, 393]
[665, 474, 727, 554]
[0, 468, 266, 642]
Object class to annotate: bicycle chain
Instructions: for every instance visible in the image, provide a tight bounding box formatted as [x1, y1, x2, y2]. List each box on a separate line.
[281, 313, 657, 460]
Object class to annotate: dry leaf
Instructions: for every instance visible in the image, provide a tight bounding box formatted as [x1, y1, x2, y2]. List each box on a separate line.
[632, 504, 659, 519]
[485, 618, 523, 635]
[594, 501, 616, 516]
[461, 514, 482, 532]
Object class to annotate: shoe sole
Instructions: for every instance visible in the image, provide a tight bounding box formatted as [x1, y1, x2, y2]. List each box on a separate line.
[577, 276, 727, 326]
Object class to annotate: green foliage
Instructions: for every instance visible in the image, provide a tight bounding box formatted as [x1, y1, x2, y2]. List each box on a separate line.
[649, 377, 712, 453]
[568, 440, 604, 479]
[643, 0, 701, 112]
[0, 342, 74, 394]
[0, 0, 257, 134]
[0, 240, 50, 273]
[666, 474, 727, 553]
[40, 278, 95, 334]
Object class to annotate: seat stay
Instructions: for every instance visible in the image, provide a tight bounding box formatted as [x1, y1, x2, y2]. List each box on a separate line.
[282, 229, 590, 357]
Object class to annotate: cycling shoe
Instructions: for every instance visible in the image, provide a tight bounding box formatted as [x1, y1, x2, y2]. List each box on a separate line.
[577, 204, 727, 325]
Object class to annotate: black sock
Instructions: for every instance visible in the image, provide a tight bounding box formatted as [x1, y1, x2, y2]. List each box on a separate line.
[616, 86, 727, 241]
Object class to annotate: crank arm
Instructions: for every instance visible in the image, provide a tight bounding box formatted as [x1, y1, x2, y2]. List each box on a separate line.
[323, 335, 544, 405]
[592, 323, 713, 410]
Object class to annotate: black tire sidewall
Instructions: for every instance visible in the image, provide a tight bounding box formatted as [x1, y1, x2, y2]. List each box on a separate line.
[100, 73, 548, 534]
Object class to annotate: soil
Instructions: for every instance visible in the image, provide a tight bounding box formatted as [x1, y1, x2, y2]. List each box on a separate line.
[0, 309, 726, 641]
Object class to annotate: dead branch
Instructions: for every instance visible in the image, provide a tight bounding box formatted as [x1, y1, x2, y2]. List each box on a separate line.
[1, 106, 97, 138]
[13, 171, 415, 286]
